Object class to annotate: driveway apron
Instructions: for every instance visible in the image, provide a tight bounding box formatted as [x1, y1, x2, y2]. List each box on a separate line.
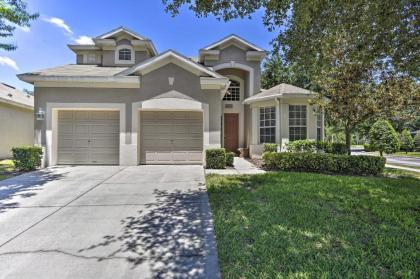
[0, 165, 219, 279]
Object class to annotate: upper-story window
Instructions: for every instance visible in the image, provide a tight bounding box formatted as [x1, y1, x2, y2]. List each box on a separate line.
[119, 48, 132, 61]
[115, 45, 135, 64]
[223, 80, 240, 101]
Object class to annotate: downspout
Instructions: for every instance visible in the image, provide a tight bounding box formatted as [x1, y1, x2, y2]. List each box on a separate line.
[275, 97, 281, 152]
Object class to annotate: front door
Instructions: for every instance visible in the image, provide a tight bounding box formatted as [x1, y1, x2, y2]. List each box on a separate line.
[224, 113, 239, 153]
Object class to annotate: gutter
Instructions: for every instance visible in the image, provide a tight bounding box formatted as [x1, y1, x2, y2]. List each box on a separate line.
[0, 97, 34, 110]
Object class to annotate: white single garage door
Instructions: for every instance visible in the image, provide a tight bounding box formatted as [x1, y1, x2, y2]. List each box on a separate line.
[57, 110, 119, 165]
[140, 111, 203, 164]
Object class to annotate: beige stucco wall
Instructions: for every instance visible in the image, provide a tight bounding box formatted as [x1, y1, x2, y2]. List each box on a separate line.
[0, 103, 34, 159]
[34, 62, 222, 166]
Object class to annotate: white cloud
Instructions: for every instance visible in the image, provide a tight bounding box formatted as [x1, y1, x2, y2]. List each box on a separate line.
[0, 56, 19, 71]
[18, 26, 30, 32]
[75, 35, 94, 45]
[43, 17, 73, 34]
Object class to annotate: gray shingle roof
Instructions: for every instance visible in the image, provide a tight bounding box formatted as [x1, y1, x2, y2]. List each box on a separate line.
[244, 83, 316, 103]
[0, 83, 34, 109]
[20, 64, 129, 77]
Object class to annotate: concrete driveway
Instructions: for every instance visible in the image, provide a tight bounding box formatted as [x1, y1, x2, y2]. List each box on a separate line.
[0, 165, 219, 279]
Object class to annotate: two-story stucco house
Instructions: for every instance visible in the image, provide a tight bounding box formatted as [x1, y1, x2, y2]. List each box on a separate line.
[18, 27, 323, 166]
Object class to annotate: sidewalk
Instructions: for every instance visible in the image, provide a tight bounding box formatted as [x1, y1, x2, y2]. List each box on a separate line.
[205, 157, 265, 175]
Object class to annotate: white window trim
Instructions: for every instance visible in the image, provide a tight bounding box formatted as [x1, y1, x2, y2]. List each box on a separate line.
[115, 45, 135, 64]
[259, 106, 276, 144]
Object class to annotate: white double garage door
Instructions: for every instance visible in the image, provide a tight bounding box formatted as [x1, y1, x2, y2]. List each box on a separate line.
[57, 110, 203, 165]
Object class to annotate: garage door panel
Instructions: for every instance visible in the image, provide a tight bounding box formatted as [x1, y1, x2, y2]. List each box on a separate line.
[74, 111, 90, 120]
[141, 111, 203, 164]
[58, 111, 74, 120]
[57, 110, 119, 165]
[89, 138, 119, 148]
[89, 124, 119, 134]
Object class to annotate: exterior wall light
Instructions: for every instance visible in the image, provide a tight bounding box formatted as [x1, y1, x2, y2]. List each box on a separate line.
[36, 107, 45, 121]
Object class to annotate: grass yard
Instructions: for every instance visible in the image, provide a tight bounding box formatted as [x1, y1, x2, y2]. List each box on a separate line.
[383, 167, 420, 179]
[0, 159, 15, 181]
[393, 152, 420, 158]
[207, 172, 420, 278]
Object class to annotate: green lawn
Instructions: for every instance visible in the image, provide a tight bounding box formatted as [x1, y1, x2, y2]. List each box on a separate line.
[0, 159, 15, 180]
[207, 172, 420, 278]
[393, 152, 420, 158]
[384, 167, 420, 179]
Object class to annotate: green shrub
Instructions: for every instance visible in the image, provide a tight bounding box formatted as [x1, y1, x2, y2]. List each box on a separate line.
[413, 131, 420, 151]
[363, 143, 375, 152]
[262, 152, 385, 176]
[400, 129, 414, 153]
[263, 143, 278, 153]
[287, 140, 317, 153]
[369, 119, 400, 156]
[225, 152, 235, 167]
[331, 142, 348, 155]
[12, 146, 43, 171]
[287, 140, 347, 155]
[206, 148, 226, 169]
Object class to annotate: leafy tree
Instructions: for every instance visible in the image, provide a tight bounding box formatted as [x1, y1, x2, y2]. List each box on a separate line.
[261, 53, 312, 90]
[0, 0, 38, 51]
[369, 119, 400, 156]
[162, 0, 420, 155]
[414, 131, 420, 152]
[400, 129, 414, 153]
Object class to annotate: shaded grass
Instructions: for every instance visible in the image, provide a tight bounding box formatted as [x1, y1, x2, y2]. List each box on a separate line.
[383, 167, 420, 179]
[207, 172, 420, 278]
[0, 159, 14, 181]
[393, 152, 420, 158]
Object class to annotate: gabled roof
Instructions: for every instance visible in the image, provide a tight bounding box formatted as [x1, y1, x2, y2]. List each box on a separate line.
[202, 34, 265, 51]
[0, 83, 33, 109]
[18, 64, 129, 78]
[120, 50, 225, 78]
[96, 26, 148, 40]
[244, 83, 317, 104]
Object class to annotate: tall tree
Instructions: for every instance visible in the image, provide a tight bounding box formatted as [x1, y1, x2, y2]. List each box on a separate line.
[0, 0, 38, 51]
[162, 0, 420, 154]
[261, 53, 312, 90]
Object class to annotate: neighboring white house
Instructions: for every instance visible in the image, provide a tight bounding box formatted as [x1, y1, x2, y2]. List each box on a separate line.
[0, 83, 34, 159]
[18, 27, 323, 166]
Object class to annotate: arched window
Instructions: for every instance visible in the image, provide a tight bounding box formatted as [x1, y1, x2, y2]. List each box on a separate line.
[223, 79, 241, 101]
[118, 48, 132, 61]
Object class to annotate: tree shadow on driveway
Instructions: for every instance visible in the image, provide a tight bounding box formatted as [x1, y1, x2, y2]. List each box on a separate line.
[0, 169, 65, 213]
[79, 187, 219, 279]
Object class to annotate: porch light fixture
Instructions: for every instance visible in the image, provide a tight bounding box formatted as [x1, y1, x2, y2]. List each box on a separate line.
[168, 77, 174, 86]
[36, 107, 45, 121]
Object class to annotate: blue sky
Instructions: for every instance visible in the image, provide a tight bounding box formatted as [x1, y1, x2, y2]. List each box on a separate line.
[0, 0, 274, 91]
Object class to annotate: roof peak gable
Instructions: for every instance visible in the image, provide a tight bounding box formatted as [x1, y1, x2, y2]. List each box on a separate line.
[119, 50, 224, 78]
[95, 26, 149, 40]
[202, 34, 265, 52]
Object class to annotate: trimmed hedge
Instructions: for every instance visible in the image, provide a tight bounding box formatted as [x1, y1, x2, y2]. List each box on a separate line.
[262, 152, 385, 176]
[263, 143, 278, 153]
[225, 152, 235, 167]
[287, 140, 347, 155]
[12, 146, 43, 171]
[206, 148, 226, 169]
